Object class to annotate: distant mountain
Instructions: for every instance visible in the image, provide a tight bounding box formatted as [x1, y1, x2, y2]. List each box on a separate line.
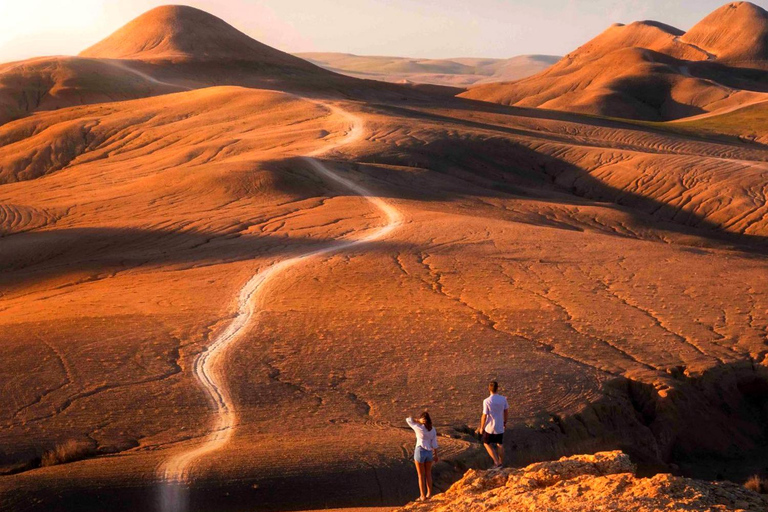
[296, 52, 560, 87]
[461, 1, 768, 121]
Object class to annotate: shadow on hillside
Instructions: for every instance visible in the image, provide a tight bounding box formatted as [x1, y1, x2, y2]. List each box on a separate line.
[0, 226, 404, 291]
[374, 96, 660, 133]
[687, 61, 768, 94]
[504, 359, 768, 481]
[0, 460, 415, 512]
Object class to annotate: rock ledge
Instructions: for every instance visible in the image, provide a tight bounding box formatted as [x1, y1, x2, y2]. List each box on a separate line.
[397, 451, 768, 512]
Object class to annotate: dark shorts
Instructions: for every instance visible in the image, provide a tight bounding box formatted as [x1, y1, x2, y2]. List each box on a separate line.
[483, 432, 503, 445]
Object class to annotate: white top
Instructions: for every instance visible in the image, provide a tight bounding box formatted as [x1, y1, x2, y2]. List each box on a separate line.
[406, 417, 438, 451]
[482, 393, 509, 434]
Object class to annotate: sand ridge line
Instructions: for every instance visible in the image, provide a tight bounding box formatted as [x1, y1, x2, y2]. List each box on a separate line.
[157, 101, 402, 487]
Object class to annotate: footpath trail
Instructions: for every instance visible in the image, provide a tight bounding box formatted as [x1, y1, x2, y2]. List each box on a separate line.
[157, 100, 402, 511]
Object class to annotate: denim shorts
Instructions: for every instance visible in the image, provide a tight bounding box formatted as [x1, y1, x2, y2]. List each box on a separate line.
[414, 446, 434, 463]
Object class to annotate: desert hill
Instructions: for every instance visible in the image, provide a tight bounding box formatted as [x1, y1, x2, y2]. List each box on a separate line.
[461, 1, 768, 120]
[79, 5, 317, 68]
[398, 452, 768, 512]
[296, 52, 559, 87]
[558, 20, 708, 63]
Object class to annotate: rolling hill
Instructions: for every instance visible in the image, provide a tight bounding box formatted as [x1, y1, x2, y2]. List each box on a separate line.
[0, 56, 183, 126]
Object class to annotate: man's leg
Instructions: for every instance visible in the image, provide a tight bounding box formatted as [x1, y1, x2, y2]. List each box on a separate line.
[483, 443, 500, 465]
[496, 444, 504, 466]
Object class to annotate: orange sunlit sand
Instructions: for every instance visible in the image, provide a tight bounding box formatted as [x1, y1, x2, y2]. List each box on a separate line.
[1, 3, 768, 512]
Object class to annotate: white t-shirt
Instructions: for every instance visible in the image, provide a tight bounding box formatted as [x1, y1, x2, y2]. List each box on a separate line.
[482, 394, 509, 434]
[406, 417, 438, 450]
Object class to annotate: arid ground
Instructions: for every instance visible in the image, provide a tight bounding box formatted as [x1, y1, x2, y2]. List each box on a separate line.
[1, 3, 768, 512]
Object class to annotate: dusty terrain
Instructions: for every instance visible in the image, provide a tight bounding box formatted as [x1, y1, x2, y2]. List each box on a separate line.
[296, 53, 559, 87]
[462, 2, 768, 121]
[398, 451, 768, 512]
[1, 4, 768, 512]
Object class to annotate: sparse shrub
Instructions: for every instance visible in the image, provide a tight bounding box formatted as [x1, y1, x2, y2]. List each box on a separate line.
[40, 440, 95, 467]
[744, 474, 768, 494]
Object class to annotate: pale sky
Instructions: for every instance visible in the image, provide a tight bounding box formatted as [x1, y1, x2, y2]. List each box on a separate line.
[1, 0, 767, 63]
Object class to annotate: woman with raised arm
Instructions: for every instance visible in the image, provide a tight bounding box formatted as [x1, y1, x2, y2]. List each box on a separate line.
[406, 411, 438, 501]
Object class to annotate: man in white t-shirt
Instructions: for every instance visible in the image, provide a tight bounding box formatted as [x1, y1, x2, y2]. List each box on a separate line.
[476, 380, 508, 468]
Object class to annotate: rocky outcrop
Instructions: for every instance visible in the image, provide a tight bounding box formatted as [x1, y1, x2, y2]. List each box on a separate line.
[398, 451, 768, 512]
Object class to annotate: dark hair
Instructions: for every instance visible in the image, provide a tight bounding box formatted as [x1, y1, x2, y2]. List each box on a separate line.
[489, 381, 499, 393]
[419, 411, 433, 431]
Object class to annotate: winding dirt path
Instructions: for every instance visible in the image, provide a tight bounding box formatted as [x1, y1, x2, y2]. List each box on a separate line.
[157, 101, 401, 510]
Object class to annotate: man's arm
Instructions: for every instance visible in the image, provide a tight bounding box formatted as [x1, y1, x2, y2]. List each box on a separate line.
[477, 413, 487, 434]
[503, 408, 508, 429]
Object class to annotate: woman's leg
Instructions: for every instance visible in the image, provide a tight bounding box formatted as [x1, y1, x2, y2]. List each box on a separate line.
[424, 461, 434, 498]
[414, 461, 426, 499]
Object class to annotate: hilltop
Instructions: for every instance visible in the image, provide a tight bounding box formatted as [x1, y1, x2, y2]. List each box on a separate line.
[681, 1, 768, 62]
[79, 5, 316, 67]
